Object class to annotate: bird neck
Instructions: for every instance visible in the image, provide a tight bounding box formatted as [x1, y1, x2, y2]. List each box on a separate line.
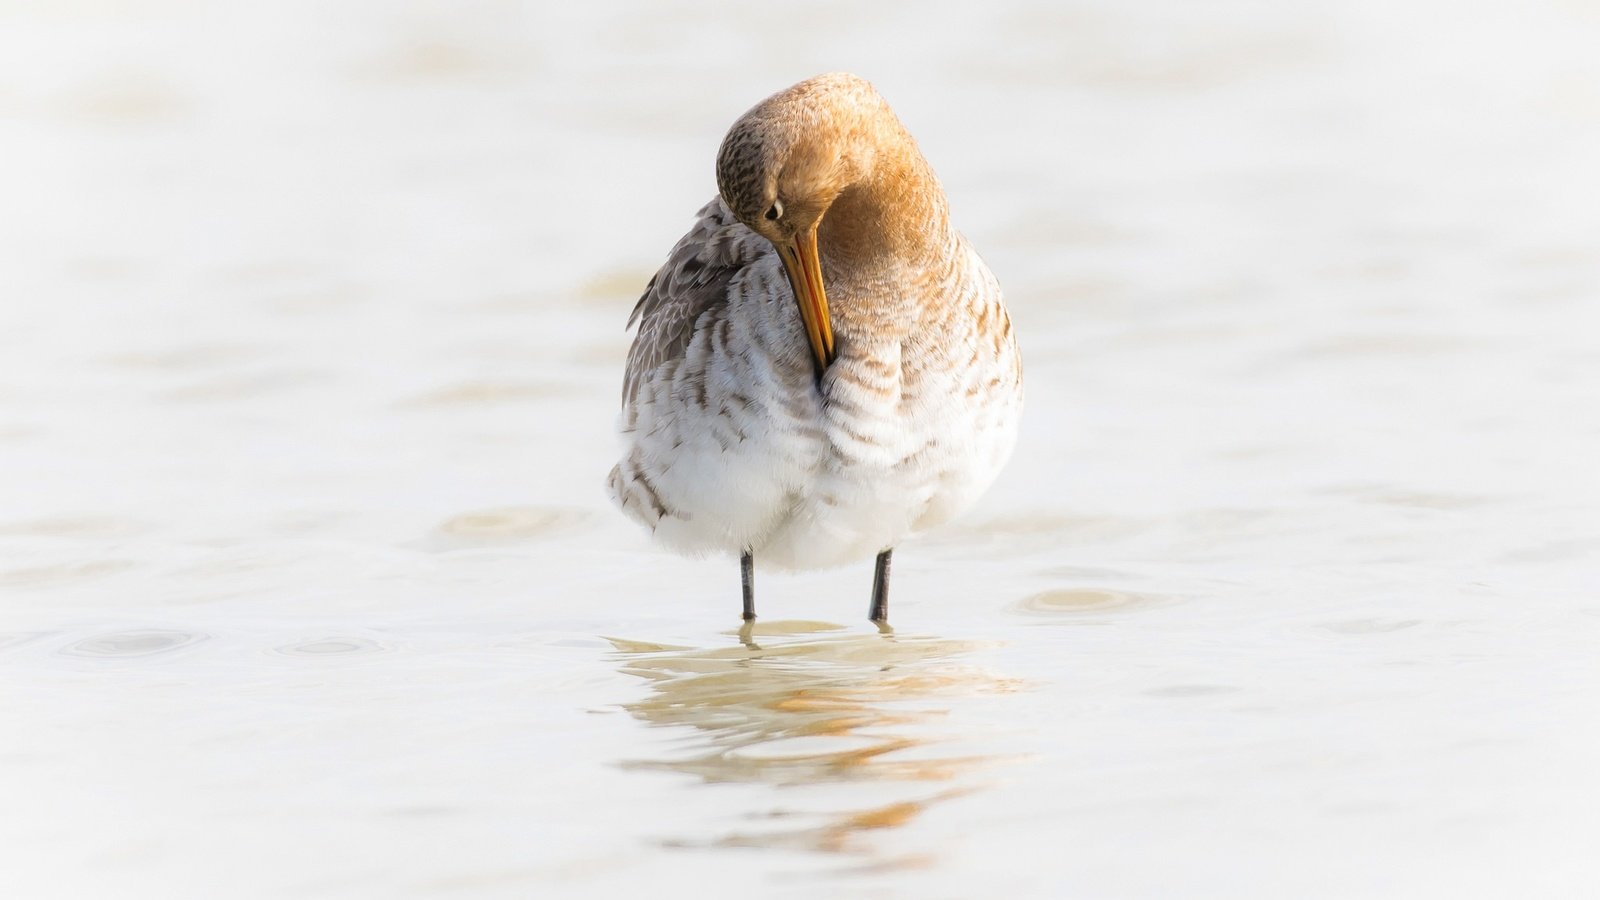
[816, 135, 952, 279]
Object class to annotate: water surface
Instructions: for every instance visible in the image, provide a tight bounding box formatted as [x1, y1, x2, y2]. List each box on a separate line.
[2, 1, 1598, 897]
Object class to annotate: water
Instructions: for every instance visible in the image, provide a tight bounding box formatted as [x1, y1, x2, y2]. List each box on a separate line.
[3, 1, 1599, 897]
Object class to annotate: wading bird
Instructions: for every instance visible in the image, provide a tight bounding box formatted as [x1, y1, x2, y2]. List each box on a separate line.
[609, 73, 1022, 623]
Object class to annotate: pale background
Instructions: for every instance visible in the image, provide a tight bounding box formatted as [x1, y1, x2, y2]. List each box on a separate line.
[2, 1, 1598, 898]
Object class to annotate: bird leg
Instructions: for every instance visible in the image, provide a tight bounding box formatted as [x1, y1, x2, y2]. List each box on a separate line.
[740, 549, 756, 621]
[868, 549, 893, 622]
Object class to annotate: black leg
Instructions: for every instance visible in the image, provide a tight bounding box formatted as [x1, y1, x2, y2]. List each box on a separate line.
[868, 549, 893, 622]
[741, 550, 756, 621]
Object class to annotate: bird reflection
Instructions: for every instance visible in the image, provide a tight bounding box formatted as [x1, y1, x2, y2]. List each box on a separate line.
[610, 620, 1021, 858]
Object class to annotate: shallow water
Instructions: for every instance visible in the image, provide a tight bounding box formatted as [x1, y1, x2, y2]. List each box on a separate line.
[3, 1, 1599, 898]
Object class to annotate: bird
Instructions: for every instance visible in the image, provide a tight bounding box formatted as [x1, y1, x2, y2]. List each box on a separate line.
[607, 72, 1022, 624]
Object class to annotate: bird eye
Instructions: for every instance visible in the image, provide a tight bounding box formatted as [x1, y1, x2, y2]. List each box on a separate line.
[765, 200, 783, 221]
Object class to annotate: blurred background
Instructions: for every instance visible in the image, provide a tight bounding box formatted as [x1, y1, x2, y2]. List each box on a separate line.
[2, 1, 1597, 898]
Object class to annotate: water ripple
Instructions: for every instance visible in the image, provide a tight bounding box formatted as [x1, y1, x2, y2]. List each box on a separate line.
[400, 380, 570, 409]
[437, 506, 587, 542]
[0, 632, 50, 653]
[60, 630, 206, 659]
[274, 637, 388, 657]
[1012, 588, 1175, 617]
[1317, 618, 1422, 636]
[0, 516, 151, 539]
[0, 559, 137, 588]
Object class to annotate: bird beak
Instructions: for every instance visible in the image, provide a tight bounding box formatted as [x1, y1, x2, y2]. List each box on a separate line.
[775, 225, 835, 374]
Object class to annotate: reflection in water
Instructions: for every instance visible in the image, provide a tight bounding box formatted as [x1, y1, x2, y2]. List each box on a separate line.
[611, 621, 1021, 860]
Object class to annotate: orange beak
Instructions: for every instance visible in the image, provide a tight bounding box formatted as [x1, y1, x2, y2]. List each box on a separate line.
[775, 225, 835, 374]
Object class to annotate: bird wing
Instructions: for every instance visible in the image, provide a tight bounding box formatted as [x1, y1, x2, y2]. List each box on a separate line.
[621, 197, 772, 409]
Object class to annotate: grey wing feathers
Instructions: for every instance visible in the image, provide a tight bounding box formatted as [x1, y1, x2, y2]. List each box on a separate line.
[621, 197, 769, 409]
